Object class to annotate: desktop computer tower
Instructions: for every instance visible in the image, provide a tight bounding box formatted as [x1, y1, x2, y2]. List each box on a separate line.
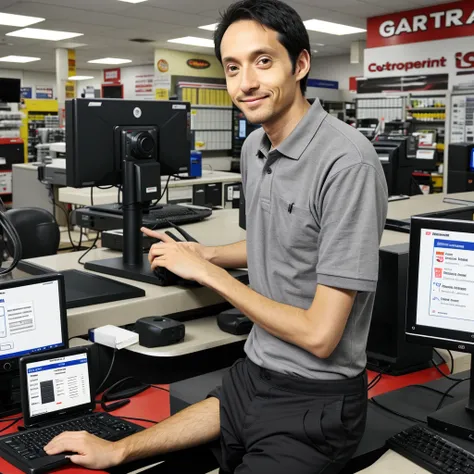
[367, 243, 433, 375]
[447, 143, 474, 193]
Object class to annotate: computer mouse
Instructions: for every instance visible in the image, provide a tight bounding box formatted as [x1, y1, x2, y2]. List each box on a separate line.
[217, 309, 253, 335]
[153, 266, 181, 286]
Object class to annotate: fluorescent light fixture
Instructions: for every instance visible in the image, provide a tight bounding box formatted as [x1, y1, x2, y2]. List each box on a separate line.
[167, 36, 214, 48]
[68, 76, 94, 81]
[0, 12, 44, 27]
[304, 19, 366, 35]
[118, 0, 148, 3]
[88, 57, 132, 65]
[199, 23, 218, 31]
[6, 28, 83, 41]
[312, 50, 318, 53]
[0, 55, 40, 63]
[314, 43, 325, 46]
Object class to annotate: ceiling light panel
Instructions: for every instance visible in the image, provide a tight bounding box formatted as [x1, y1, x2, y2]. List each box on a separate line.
[304, 19, 366, 35]
[0, 12, 44, 27]
[199, 23, 218, 31]
[167, 36, 214, 48]
[88, 57, 132, 64]
[0, 55, 41, 63]
[6, 28, 83, 41]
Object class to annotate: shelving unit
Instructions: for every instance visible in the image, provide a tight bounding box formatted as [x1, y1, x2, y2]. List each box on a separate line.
[191, 105, 232, 151]
[406, 94, 447, 194]
[19, 99, 58, 162]
[0, 110, 25, 205]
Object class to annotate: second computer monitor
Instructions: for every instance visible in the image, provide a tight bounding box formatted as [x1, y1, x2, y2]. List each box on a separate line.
[66, 98, 191, 188]
[406, 216, 474, 352]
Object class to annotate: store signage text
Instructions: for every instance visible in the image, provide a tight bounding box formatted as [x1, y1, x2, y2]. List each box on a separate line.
[367, 0, 474, 48]
[456, 51, 474, 70]
[368, 57, 447, 73]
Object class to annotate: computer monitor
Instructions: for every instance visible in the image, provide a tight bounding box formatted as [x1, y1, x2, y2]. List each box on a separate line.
[66, 98, 191, 187]
[406, 216, 474, 439]
[0, 273, 68, 416]
[0, 78, 21, 103]
[65, 98, 191, 283]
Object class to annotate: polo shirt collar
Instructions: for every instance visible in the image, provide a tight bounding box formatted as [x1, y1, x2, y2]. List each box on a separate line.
[256, 99, 327, 160]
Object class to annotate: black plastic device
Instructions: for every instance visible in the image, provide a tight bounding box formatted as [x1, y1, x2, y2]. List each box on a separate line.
[135, 316, 185, 347]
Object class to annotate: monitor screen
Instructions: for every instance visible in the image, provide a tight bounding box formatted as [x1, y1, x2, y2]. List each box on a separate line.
[0, 78, 21, 103]
[239, 119, 247, 139]
[406, 217, 474, 352]
[102, 85, 123, 99]
[0, 275, 67, 363]
[470, 147, 474, 171]
[25, 351, 91, 418]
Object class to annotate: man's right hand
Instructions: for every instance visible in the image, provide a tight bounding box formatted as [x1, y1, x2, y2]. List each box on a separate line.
[44, 431, 124, 469]
[141, 227, 213, 264]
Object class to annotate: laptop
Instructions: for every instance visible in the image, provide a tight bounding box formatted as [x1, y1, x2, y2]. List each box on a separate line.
[0, 346, 143, 474]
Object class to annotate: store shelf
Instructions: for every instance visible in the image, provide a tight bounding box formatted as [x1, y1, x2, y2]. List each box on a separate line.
[407, 107, 446, 111]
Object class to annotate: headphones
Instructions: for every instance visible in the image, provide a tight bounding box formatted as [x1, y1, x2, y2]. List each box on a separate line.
[100, 377, 150, 412]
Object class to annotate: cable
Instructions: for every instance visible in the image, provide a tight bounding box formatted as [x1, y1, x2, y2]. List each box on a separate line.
[78, 233, 100, 266]
[447, 350, 455, 375]
[409, 384, 454, 398]
[368, 373, 382, 391]
[0, 206, 22, 275]
[90, 187, 94, 207]
[117, 416, 158, 424]
[150, 385, 170, 394]
[369, 398, 426, 424]
[0, 417, 21, 434]
[436, 378, 469, 411]
[152, 176, 171, 206]
[96, 349, 117, 396]
[48, 186, 76, 251]
[117, 185, 122, 205]
[433, 348, 455, 375]
[430, 358, 464, 382]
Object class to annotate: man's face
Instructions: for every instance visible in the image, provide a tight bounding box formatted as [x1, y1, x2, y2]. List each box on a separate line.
[220, 20, 301, 125]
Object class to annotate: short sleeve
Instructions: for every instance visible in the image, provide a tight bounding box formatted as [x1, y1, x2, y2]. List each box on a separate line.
[316, 163, 388, 292]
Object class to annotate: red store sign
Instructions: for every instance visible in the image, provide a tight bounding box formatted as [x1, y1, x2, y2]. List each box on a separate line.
[103, 68, 121, 83]
[367, 0, 474, 48]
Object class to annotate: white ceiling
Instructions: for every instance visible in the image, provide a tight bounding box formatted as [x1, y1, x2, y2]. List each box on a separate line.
[0, 0, 451, 73]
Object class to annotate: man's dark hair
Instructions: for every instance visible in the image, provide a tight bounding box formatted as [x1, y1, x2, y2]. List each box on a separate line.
[214, 0, 311, 95]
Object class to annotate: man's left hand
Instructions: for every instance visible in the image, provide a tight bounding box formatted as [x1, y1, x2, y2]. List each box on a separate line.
[148, 240, 217, 284]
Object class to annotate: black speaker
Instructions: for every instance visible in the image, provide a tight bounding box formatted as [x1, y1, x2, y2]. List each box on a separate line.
[135, 316, 185, 347]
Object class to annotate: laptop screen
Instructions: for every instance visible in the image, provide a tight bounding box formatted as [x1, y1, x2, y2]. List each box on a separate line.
[25, 351, 91, 419]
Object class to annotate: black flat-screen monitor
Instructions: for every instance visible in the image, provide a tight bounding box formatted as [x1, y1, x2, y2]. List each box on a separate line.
[0, 273, 68, 416]
[0, 78, 21, 103]
[66, 98, 191, 188]
[406, 216, 474, 440]
[102, 84, 123, 99]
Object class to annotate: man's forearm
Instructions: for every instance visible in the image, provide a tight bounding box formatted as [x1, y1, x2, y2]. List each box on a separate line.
[115, 397, 220, 464]
[206, 240, 247, 269]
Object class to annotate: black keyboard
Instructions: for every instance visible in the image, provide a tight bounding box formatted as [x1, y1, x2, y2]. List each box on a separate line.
[387, 425, 474, 474]
[0, 412, 142, 474]
[78, 203, 212, 232]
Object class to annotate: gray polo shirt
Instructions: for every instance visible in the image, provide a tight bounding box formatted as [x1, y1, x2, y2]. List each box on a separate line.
[241, 99, 388, 380]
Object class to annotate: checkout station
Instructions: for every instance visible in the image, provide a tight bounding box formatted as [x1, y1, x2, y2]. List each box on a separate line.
[2, 98, 474, 474]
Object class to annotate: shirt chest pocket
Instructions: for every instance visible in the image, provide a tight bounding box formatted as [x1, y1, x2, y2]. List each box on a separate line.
[271, 196, 319, 256]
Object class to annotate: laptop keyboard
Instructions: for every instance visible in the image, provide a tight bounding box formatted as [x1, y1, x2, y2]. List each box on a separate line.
[1, 412, 138, 463]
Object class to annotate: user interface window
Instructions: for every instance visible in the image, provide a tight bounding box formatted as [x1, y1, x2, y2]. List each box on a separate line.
[417, 228, 474, 333]
[0, 279, 64, 361]
[26, 352, 91, 417]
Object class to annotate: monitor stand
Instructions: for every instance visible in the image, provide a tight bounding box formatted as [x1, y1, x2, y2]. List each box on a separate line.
[0, 372, 21, 418]
[427, 354, 474, 441]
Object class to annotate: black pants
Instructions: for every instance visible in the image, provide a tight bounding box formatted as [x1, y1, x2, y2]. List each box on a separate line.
[209, 358, 367, 474]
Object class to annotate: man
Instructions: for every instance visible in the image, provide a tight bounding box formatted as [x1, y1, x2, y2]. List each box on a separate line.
[45, 0, 388, 472]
